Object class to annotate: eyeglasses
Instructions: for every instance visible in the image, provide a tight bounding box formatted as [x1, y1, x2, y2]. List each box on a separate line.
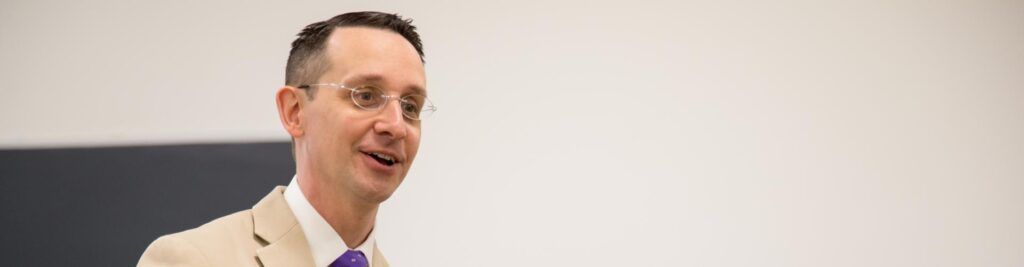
[297, 83, 436, 121]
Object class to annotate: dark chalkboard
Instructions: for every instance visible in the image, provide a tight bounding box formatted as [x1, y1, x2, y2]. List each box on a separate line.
[0, 142, 295, 266]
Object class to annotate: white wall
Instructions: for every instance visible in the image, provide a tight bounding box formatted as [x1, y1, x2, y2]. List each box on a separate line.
[3, 0, 1023, 266]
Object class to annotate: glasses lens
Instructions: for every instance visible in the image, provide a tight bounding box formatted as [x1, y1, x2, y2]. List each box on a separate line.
[351, 87, 385, 109]
[401, 95, 434, 120]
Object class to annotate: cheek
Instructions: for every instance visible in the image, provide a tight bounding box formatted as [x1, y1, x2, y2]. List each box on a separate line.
[309, 109, 358, 156]
[336, 115, 376, 151]
[406, 128, 422, 160]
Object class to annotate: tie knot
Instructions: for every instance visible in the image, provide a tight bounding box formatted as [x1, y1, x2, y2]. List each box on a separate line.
[329, 249, 368, 267]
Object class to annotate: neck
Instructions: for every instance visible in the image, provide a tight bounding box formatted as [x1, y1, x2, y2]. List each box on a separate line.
[297, 172, 379, 249]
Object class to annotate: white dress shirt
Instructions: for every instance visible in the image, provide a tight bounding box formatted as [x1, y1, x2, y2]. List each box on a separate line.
[284, 176, 376, 267]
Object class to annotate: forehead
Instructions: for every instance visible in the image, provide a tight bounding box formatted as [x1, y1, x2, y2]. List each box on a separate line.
[322, 27, 426, 95]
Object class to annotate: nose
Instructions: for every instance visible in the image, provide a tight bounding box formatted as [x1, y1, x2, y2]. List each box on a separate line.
[372, 99, 408, 140]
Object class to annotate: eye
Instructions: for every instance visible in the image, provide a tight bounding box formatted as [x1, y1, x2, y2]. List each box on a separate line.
[351, 87, 384, 107]
[401, 101, 420, 115]
[400, 95, 425, 118]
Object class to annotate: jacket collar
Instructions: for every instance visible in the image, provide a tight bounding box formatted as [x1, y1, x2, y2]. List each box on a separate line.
[250, 185, 389, 267]
[253, 186, 316, 267]
[371, 243, 389, 267]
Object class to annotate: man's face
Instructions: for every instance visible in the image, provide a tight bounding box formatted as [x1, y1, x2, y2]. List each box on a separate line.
[299, 27, 425, 203]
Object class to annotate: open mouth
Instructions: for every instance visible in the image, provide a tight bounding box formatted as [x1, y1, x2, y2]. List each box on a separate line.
[363, 152, 397, 166]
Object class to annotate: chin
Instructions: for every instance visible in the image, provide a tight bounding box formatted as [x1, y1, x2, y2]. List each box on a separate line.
[358, 187, 397, 203]
[356, 176, 403, 203]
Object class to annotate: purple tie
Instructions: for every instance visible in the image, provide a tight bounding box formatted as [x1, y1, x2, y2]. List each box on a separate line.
[330, 249, 368, 267]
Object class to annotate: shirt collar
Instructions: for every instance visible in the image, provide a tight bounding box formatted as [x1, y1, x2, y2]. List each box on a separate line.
[284, 175, 376, 267]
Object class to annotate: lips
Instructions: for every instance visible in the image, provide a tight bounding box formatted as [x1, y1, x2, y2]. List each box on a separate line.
[359, 147, 404, 171]
[364, 151, 396, 166]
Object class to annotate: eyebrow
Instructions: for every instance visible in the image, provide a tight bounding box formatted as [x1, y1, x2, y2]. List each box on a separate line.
[347, 74, 426, 96]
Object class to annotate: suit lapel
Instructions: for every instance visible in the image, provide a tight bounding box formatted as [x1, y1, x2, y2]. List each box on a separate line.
[372, 242, 390, 267]
[252, 186, 316, 267]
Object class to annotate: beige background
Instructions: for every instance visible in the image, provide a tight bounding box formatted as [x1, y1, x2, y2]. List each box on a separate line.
[2, 0, 1022, 266]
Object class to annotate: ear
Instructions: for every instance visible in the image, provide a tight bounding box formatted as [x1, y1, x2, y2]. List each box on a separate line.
[276, 86, 305, 138]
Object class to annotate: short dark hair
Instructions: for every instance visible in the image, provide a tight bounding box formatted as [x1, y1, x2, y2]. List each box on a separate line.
[285, 11, 424, 97]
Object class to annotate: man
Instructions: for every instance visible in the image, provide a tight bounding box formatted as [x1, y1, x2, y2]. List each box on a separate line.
[138, 11, 432, 267]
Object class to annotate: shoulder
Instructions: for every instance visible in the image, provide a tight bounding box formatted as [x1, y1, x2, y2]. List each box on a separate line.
[138, 210, 259, 267]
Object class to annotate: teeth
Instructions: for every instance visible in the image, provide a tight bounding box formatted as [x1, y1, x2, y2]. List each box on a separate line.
[371, 152, 395, 162]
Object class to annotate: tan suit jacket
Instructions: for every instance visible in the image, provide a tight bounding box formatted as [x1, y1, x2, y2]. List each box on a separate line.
[138, 186, 389, 267]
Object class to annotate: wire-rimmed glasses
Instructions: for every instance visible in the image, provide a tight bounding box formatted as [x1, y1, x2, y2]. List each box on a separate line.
[297, 83, 435, 120]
